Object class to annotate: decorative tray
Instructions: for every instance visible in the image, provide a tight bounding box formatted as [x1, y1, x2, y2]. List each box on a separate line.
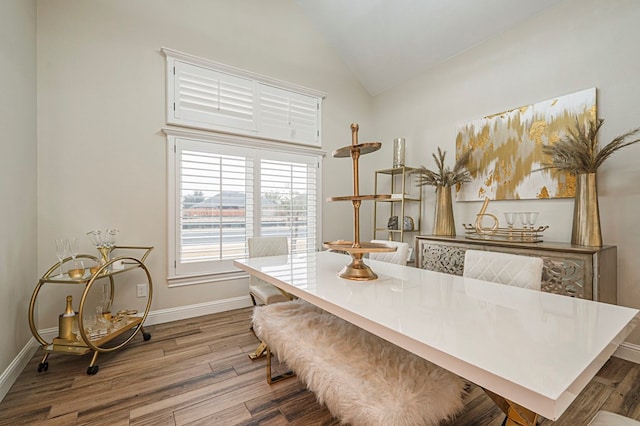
[462, 224, 549, 243]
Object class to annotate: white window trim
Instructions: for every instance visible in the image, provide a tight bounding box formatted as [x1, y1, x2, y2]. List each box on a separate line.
[162, 47, 326, 147]
[163, 127, 324, 287]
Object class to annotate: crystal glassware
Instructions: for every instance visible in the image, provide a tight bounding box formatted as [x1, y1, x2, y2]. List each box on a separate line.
[55, 238, 69, 278]
[104, 229, 118, 248]
[528, 212, 539, 230]
[504, 212, 517, 240]
[68, 237, 79, 260]
[67, 237, 85, 277]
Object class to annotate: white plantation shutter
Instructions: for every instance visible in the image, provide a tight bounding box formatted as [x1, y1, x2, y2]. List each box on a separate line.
[168, 133, 321, 280]
[164, 48, 324, 147]
[260, 157, 318, 255]
[163, 49, 324, 284]
[172, 61, 256, 132]
[258, 84, 320, 146]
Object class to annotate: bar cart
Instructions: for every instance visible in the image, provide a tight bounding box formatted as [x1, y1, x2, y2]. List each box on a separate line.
[28, 246, 153, 375]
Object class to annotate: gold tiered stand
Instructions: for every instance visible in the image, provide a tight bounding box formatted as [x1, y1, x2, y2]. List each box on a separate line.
[323, 123, 396, 280]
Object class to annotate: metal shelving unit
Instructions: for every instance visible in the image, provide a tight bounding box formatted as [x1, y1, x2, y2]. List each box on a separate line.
[373, 166, 423, 248]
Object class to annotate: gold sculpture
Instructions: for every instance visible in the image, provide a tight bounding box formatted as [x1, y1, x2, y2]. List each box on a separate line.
[324, 123, 396, 280]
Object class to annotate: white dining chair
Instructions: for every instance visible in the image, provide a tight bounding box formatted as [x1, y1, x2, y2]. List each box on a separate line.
[247, 236, 291, 360]
[369, 240, 410, 265]
[248, 236, 290, 306]
[463, 249, 543, 290]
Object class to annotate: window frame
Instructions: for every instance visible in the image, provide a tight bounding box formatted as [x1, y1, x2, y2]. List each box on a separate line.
[162, 47, 325, 147]
[163, 127, 324, 287]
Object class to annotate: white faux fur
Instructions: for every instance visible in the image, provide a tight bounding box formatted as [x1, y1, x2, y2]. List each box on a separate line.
[253, 299, 466, 426]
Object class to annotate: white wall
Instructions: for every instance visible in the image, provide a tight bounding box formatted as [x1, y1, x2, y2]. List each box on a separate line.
[371, 0, 640, 342]
[0, 0, 37, 382]
[34, 0, 372, 328]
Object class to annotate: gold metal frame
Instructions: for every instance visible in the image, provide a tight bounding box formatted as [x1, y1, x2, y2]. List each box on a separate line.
[483, 388, 539, 426]
[266, 347, 296, 384]
[28, 246, 154, 374]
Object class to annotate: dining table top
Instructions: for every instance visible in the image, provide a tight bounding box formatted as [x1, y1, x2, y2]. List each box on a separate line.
[234, 250, 639, 421]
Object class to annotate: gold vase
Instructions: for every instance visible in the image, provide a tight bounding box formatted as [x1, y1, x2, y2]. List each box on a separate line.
[572, 173, 602, 247]
[433, 185, 456, 236]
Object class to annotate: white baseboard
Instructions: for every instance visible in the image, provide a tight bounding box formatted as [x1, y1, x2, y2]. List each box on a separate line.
[142, 295, 252, 326]
[0, 296, 253, 403]
[0, 341, 40, 403]
[614, 342, 640, 363]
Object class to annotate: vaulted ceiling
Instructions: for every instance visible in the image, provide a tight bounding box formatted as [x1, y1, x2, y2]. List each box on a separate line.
[295, 0, 567, 95]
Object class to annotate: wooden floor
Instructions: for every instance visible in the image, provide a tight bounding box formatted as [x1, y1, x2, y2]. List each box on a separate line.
[2, 307, 640, 425]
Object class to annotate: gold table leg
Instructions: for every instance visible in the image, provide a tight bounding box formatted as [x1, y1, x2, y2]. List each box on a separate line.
[248, 341, 267, 360]
[483, 388, 539, 426]
[266, 347, 295, 384]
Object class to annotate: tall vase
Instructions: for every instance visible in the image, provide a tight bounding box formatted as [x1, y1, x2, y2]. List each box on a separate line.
[433, 185, 456, 236]
[572, 173, 602, 247]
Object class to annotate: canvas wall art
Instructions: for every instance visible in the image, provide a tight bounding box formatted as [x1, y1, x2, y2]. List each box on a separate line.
[455, 88, 596, 201]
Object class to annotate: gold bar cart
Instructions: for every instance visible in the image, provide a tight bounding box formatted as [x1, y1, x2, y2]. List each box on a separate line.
[28, 246, 153, 375]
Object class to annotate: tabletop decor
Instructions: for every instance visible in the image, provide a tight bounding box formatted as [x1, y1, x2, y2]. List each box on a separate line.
[541, 118, 640, 246]
[415, 147, 471, 236]
[323, 123, 396, 280]
[462, 198, 548, 242]
[392, 137, 406, 168]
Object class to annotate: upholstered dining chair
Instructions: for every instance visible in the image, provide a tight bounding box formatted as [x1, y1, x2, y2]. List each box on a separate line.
[369, 240, 410, 265]
[462, 249, 544, 291]
[248, 236, 290, 306]
[247, 236, 291, 359]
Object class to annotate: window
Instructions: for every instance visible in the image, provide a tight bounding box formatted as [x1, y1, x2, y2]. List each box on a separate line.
[162, 49, 324, 285]
[165, 129, 322, 285]
[163, 47, 323, 147]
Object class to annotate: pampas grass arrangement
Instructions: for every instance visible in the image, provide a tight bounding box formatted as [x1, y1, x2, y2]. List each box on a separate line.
[542, 118, 640, 174]
[415, 147, 472, 187]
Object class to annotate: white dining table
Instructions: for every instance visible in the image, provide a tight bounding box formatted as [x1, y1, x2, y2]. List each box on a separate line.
[234, 250, 639, 425]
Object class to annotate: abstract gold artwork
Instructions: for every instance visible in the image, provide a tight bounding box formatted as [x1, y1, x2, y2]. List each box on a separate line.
[455, 88, 596, 201]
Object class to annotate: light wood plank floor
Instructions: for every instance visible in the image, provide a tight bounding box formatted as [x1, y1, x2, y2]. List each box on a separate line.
[2, 306, 640, 425]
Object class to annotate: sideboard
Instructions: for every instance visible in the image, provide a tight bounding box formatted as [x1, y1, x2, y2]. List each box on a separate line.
[415, 235, 617, 303]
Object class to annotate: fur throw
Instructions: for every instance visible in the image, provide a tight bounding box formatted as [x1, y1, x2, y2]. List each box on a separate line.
[253, 299, 466, 426]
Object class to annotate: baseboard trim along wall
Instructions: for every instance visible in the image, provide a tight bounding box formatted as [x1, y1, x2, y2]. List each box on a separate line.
[2, 295, 639, 402]
[0, 295, 253, 402]
[613, 342, 640, 364]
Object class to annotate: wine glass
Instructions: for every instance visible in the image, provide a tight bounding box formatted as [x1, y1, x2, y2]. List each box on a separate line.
[528, 212, 539, 230]
[87, 230, 103, 248]
[69, 237, 79, 260]
[518, 212, 531, 239]
[504, 212, 517, 239]
[67, 237, 85, 278]
[104, 229, 118, 248]
[55, 238, 69, 278]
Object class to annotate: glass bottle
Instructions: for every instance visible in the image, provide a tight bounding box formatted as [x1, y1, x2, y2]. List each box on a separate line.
[63, 295, 75, 317]
[59, 295, 76, 340]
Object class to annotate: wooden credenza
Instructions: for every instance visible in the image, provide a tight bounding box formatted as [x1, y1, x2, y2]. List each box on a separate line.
[415, 235, 617, 303]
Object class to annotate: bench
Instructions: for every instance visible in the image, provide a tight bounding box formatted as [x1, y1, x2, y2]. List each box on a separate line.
[252, 299, 466, 426]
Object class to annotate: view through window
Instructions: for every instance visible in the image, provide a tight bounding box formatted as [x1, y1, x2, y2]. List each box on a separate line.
[173, 136, 320, 277]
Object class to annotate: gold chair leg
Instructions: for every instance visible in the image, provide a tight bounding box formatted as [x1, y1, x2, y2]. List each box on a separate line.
[248, 341, 267, 360]
[266, 347, 295, 384]
[483, 388, 538, 426]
